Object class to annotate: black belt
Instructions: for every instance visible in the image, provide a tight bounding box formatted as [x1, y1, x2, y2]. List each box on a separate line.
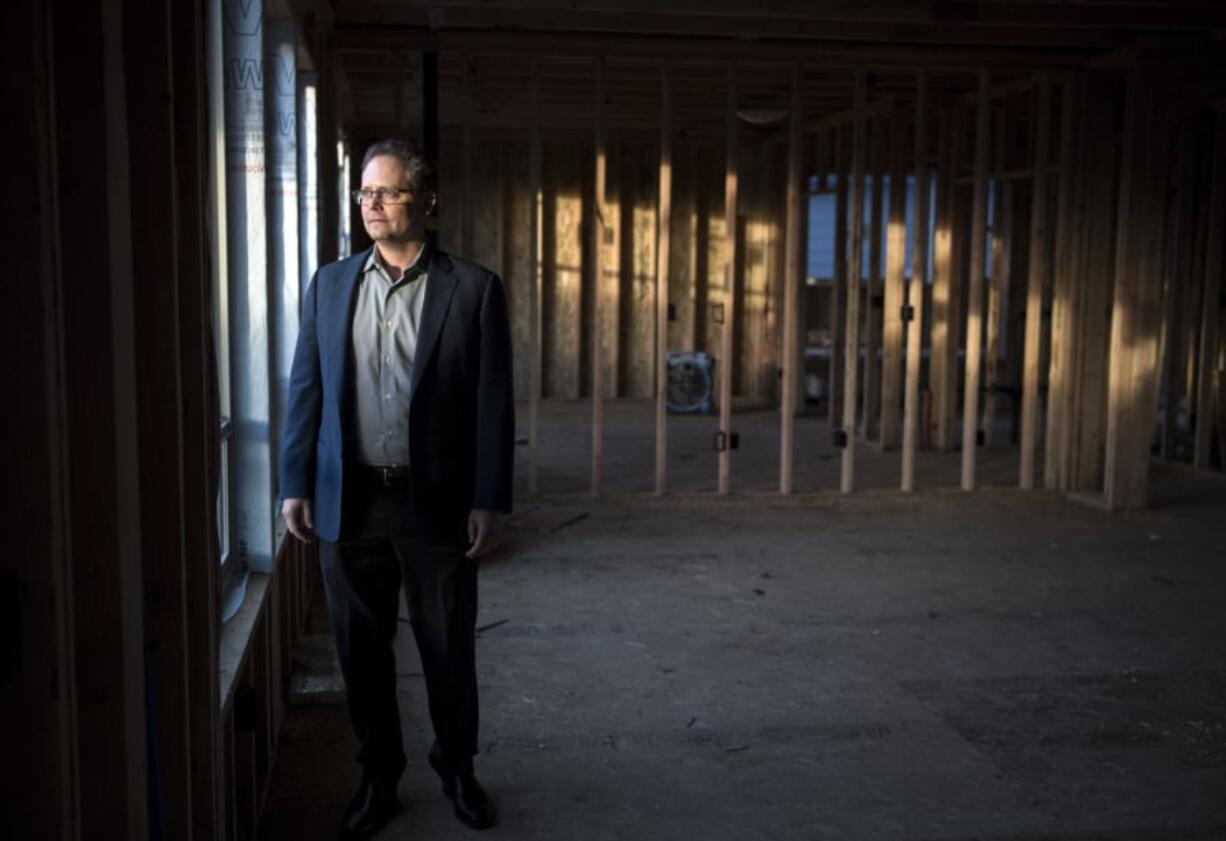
[357, 464, 411, 487]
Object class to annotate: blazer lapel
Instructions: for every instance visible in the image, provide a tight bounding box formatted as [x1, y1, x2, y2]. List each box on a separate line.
[321, 247, 369, 410]
[410, 254, 458, 401]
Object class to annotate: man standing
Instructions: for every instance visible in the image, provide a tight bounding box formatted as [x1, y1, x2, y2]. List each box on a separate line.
[280, 140, 513, 839]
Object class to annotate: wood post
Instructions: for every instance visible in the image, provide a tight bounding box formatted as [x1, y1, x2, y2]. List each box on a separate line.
[127, 0, 202, 834]
[460, 53, 474, 257]
[881, 106, 908, 452]
[1044, 75, 1084, 490]
[902, 70, 929, 491]
[862, 111, 887, 440]
[830, 125, 849, 425]
[930, 107, 958, 450]
[1069, 72, 1120, 492]
[171, 0, 223, 832]
[719, 64, 738, 495]
[591, 58, 607, 496]
[982, 105, 1008, 447]
[1104, 55, 1173, 510]
[841, 69, 868, 493]
[1020, 77, 1052, 489]
[7, 1, 79, 834]
[780, 64, 803, 494]
[527, 60, 542, 496]
[1194, 113, 1225, 469]
[961, 70, 991, 490]
[655, 61, 673, 495]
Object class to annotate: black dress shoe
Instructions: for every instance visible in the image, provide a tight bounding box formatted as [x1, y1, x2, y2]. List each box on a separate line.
[428, 754, 497, 830]
[340, 780, 403, 840]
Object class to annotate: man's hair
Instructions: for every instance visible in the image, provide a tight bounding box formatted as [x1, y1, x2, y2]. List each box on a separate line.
[360, 139, 437, 192]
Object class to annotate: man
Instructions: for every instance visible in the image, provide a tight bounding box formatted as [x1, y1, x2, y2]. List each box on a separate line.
[280, 139, 514, 839]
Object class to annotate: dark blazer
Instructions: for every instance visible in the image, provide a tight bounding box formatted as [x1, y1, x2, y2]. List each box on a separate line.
[279, 243, 514, 543]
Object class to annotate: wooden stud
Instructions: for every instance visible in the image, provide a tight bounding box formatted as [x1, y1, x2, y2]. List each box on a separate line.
[982, 104, 1008, 447]
[780, 64, 803, 493]
[862, 110, 887, 441]
[527, 60, 542, 496]
[902, 70, 929, 491]
[814, 127, 828, 193]
[8, 3, 79, 835]
[128, 0, 212, 834]
[1020, 77, 1053, 489]
[52, 2, 152, 834]
[930, 107, 958, 450]
[1104, 54, 1173, 510]
[1044, 74, 1083, 490]
[655, 61, 673, 495]
[881, 106, 908, 452]
[460, 53, 474, 257]
[1157, 129, 1193, 462]
[719, 64, 738, 495]
[841, 69, 868, 494]
[830, 125, 849, 425]
[1194, 113, 1225, 469]
[1069, 72, 1120, 492]
[693, 143, 709, 356]
[591, 57, 607, 496]
[961, 70, 991, 490]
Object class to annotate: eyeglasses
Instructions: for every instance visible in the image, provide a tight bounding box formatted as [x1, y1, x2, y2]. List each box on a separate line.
[352, 187, 422, 206]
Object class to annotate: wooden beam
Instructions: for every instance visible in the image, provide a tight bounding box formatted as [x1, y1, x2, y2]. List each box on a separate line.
[802, 95, 894, 134]
[718, 64, 738, 495]
[1020, 77, 1052, 489]
[527, 60, 542, 496]
[780, 63, 803, 494]
[592, 57, 607, 496]
[841, 69, 867, 494]
[902, 70, 929, 491]
[655, 61, 673, 495]
[961, 70, 991, 490]
[1194, 112, 1225, 469]
[956, 73, 1039, 104]
[331, 22, 1121, 65]
[953, 165, 1058, 184]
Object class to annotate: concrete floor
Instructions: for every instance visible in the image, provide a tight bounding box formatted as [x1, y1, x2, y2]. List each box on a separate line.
[260, 403, 1226, 841]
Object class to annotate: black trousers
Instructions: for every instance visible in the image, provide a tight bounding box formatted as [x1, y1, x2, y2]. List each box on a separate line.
[318, 469, 479, 785]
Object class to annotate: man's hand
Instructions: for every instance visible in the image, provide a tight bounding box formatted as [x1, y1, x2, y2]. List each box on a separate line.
[466, 509, 505, 559]
[281, 498, 315, 543]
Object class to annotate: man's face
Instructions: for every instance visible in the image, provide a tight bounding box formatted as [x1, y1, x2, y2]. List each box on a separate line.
[359, 154, 435, 244]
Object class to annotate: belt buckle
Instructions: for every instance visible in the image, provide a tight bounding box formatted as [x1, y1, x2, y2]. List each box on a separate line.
[379, 465, 406, 486]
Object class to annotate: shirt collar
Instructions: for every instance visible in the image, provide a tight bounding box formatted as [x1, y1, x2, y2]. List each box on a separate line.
[364, 238, 432, 281]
